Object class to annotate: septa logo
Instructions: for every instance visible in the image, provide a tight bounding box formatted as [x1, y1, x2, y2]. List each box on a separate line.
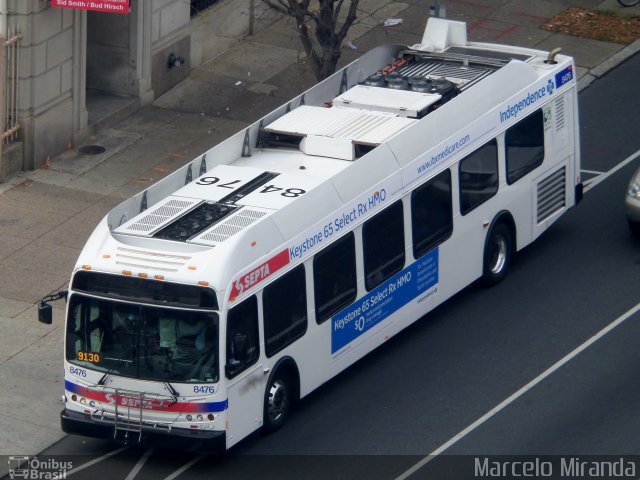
[229, 249, 290, 300]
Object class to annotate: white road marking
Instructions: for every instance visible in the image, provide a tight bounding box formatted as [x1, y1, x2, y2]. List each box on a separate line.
[581, 169, 605, 175]
[583, 148, 640, 192]
[395, 300, 640, 480]
[66, 446, 128, 476]
[125, 448, 154, 480]
[163, 453, 207, 480]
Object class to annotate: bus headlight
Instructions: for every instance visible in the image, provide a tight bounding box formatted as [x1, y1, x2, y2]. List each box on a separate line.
[196, 414, 204, 422]
[628, 182, 640, 198]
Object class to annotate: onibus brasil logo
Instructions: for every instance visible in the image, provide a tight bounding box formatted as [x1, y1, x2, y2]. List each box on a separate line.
[8, 456, 73, 480]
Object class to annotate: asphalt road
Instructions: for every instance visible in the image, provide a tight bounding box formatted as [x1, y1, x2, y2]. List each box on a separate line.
[23, 53, 640, 480]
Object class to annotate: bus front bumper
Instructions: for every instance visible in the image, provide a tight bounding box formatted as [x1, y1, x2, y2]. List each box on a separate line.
[61, 408, 226, 451]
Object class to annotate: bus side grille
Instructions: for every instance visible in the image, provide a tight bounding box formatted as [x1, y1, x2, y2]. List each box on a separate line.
[555, 97, 565, 132]
[537, 167, 566, 223]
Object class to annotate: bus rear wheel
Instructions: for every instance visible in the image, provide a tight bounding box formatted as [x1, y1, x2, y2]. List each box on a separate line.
[263, 373, 291, 433]
[482, 222, 512, 286]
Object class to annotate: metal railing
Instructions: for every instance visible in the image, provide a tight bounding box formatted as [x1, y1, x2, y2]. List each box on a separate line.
[0, 25, 21, 146]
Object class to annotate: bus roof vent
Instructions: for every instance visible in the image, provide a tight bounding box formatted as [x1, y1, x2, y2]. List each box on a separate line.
[398, 60, 493, 90]
[114, 197, 201, 237]
[188, 207, 271, 247]
[153, 202, 239, 242]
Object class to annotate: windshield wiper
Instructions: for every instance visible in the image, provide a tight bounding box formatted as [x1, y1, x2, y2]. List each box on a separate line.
[97, 367, 115, 386]
[164, 382, 179, 404]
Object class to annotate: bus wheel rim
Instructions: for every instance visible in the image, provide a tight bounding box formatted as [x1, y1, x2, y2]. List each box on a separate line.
[267, 380, 288, 422]
[490, 235, 507, 274]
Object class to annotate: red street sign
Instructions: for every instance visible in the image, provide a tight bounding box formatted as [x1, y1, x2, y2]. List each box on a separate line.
[51, 0, 130, 14]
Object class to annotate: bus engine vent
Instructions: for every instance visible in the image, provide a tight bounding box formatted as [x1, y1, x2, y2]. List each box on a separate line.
[189, 208, 270, 246]
[537, 166, 565, 223]
[153, 202, 238, 242]
[114, 197, 201, 237]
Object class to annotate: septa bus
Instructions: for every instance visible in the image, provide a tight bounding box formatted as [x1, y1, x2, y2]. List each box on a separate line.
[39, 18, 581, 450]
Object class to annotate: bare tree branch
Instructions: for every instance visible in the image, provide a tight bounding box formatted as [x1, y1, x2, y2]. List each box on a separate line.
[337, 0, 359, 43]
[259, 0, 360, 80]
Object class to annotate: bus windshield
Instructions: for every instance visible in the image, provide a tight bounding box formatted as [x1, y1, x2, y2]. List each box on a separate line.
[66, 294, 219, 383]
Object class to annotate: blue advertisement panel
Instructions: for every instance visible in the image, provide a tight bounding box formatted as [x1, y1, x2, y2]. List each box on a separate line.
[331, 248, 439, 354]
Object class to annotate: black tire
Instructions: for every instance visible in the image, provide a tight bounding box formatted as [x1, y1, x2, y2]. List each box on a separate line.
[263, 372, 291, 433]
[617, 0, 639, 6]
[481, 222, 512, 286]
[628, 219, 640, 237]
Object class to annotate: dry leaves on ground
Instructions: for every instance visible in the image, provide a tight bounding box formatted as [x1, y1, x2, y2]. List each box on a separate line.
[542, 7, 640, 45]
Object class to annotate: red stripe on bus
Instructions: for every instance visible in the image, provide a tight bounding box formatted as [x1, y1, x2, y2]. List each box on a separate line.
[229, 249, 290, 300]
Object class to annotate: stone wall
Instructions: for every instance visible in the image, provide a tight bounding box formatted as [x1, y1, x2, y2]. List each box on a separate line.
[151, 0, 191, 97]
[11, 1, 77, 171]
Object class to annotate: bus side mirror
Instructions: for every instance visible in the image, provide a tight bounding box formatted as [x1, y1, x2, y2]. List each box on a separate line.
[38, 302, 53, 325]
[37, 289, 68, 325]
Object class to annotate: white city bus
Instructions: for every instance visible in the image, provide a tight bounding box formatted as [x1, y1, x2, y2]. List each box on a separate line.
[39, 18, 581, 450]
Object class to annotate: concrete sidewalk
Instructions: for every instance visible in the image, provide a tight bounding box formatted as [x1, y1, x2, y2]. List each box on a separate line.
[1, 0, 639, 470]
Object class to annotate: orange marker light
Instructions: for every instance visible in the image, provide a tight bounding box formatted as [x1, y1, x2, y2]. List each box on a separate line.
[122, 270, 132, 276]
[154, 274, 165, 280]
[82, 265, 92, 270]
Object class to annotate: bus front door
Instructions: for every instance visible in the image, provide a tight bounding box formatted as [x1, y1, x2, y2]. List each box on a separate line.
[225, 363, 265, 448]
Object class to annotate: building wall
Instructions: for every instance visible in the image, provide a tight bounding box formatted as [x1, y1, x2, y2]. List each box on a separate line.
[11, 0, 77, 171]
[151, 0, 191, 97]
[0, 0, 281, 178]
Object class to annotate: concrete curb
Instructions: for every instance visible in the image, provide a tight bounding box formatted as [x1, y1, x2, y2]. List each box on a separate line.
[578, 39, 640, 92]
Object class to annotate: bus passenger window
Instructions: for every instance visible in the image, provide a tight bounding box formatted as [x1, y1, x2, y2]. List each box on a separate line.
[263, 265, 307, 357]
[459, 139, 498, 215]
[363, 200, 405, 291]
[506, 109, 544, 184]
[411, 169, 453, 259]
[226, 295, 259, 378]
[313, 232, 357, 323]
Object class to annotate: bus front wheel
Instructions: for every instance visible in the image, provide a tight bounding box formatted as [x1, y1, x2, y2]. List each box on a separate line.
[263, 372, 291, 433]
[482, 222, 512, 286]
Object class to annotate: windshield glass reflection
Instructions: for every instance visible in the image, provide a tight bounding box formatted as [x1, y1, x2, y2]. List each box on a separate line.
[66, 295, 219, 383]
